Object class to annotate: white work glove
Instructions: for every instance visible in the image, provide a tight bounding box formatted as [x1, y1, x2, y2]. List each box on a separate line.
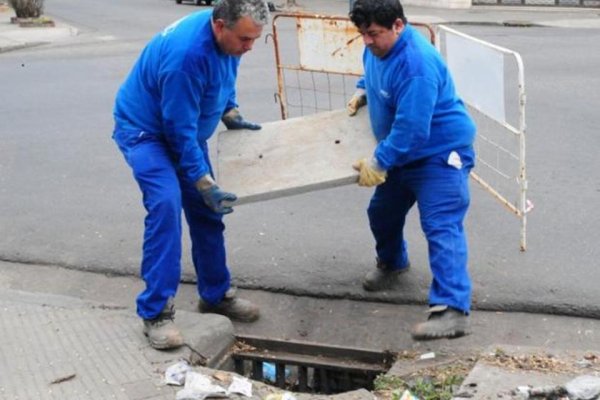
[346, 88, 367, 116]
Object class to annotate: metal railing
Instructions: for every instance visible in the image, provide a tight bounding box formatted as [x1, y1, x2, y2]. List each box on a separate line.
[270, 13, 435, 120]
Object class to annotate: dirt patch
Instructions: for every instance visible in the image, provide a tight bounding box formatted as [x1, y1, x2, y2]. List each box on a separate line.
[482, 348, 600, 375]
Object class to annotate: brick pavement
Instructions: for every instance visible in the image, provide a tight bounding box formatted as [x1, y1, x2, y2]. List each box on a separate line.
[0, 289, 232, 400]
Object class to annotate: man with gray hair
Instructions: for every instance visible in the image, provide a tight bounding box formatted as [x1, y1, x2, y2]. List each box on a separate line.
[112, 0, 269, 350]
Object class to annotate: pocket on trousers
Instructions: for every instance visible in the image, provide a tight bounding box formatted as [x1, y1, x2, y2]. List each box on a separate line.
[113, 129, 155, 165]
[443, 146, 475, 172]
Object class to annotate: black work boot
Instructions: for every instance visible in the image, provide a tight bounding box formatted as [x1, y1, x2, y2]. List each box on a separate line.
[143, 297, 184, 350]
[362, 258, 410, 291]
[198, 287, 260, 323]
[411, 305, 470, 341]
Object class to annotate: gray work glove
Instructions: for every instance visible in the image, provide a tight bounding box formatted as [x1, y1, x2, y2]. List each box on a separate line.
[195, 174, 237, 214]
[221, 108, 261, 131]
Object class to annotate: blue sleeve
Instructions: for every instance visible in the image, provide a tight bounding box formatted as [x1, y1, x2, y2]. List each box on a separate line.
[356, 76, 365, 90]
[159, 70, 209, 183]
[224, 90, 238, 114]
[375, 77, 438, 169]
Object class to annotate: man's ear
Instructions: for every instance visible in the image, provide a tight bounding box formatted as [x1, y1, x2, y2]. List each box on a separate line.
[213, 18, 226, 35]
[393, 18, 404, 35]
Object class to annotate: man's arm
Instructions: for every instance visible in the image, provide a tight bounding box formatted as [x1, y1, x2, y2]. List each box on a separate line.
[160, 70, 210, 183]
[221, 87, 261, 130]
[160, 70, 237, 213]
[374, 76, 438, 170]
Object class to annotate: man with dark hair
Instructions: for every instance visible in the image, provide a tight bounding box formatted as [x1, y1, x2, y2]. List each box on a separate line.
[348, 0, 476, 340]
[112, 0, 269, 350]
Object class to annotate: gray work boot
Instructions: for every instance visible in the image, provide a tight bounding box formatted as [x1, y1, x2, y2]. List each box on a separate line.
[198, 288, 260, 323]
[411, 305, 470, 341]
[362, 258, 410, 291]
[143, 298, 184, 350]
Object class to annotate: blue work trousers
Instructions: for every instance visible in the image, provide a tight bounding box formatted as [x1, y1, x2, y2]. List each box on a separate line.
[114, 132, 230, 320]
[367, 147, 474, 313]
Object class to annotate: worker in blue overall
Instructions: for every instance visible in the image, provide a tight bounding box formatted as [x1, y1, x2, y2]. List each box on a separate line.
[348, 0, 476, 340]
[112, 0, 269, 350]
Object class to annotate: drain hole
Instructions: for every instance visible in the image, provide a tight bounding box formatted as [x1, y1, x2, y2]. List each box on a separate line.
[228, 335, 395, 394]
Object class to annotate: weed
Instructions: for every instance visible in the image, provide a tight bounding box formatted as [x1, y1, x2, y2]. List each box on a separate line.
[374, 375, 407, 391]
[373, 366, 467, 400]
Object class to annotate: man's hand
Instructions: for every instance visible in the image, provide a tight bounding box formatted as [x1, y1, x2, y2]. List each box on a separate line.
[221, 108, 261, 130]
[195, 174, 238, 214]
[346, 88, 367, 116]
[352, 157, 387, 187]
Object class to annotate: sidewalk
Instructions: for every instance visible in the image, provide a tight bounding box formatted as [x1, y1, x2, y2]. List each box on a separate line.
[0, 3, 77, 53]
[0, 285, 392, 400]
[2, 261, 600, 399]
[0, 288, 238, 400]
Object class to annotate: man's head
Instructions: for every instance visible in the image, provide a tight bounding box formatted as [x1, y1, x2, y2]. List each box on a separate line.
[212, 0, 270, 56]
[350, 0, 406, 58]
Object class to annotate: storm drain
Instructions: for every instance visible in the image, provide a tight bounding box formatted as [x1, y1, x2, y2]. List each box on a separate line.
[229, 335, 395, 394]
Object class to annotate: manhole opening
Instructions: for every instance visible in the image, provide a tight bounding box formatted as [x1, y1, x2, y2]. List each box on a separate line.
[226, 335, 395, 394]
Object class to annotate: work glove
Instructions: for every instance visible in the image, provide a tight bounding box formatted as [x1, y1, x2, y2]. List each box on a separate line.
[195, 174, 238, 214]
[346, 88, 367, 116]
[221, 108, 261, 130]
[352, 157, 387, 187]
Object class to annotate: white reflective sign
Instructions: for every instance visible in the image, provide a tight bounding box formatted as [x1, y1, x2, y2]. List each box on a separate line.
[446, 31, 505, 123]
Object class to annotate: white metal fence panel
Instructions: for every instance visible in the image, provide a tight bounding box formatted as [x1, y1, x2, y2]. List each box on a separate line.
[437, 25, 530, 251]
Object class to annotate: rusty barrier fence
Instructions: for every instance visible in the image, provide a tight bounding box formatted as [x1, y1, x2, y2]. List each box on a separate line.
[270, 13, 435, 120]
[270, 14, 530, 251]
[473, 0, 600, 7]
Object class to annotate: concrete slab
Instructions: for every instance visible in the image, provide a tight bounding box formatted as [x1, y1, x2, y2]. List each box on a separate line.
[216, 109, 375, 205]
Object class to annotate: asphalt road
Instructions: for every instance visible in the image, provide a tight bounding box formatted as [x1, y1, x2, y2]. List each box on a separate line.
[1, 0, 599, 317]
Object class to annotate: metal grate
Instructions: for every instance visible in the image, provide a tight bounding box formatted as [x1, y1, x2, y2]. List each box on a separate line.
[230, 336, 394, 394]
[473, 0, 600, 7]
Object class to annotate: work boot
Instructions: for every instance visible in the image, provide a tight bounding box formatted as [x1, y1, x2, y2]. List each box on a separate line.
[411, 305, 470, 341]
[362, 258, 410, 291]
[198, 288, 260, 323]
[142, 298, 184, 350]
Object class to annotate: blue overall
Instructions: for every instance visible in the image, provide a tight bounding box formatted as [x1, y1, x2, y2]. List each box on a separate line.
[368, 148, 474, 313]
[112, 10, 238, 320]
[360, 24, 477, 313]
